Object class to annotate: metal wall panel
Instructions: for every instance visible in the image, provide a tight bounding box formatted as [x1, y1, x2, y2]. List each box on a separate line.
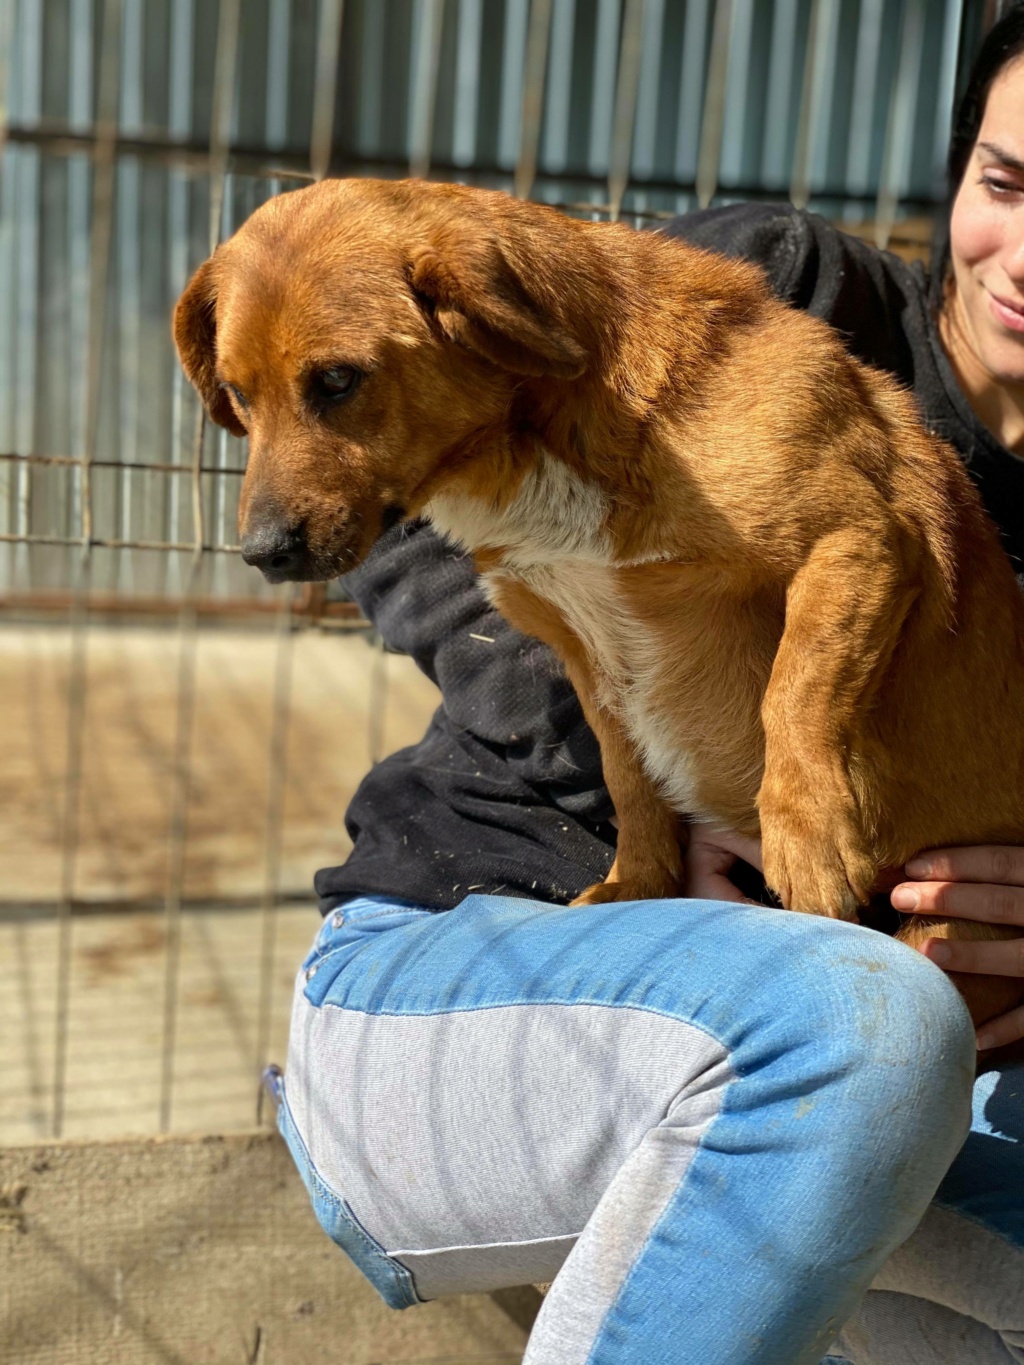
[0, 1, 972, 599]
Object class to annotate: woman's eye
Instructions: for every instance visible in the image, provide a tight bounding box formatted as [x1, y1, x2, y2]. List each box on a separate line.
[311, 366, 361, 405]
[982, 175, 1022, 198]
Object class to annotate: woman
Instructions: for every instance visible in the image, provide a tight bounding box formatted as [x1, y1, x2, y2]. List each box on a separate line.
[275, 14, 1024, 1363]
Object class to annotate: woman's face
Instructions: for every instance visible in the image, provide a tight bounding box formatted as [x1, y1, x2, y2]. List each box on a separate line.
[949, 57, 1024, 387]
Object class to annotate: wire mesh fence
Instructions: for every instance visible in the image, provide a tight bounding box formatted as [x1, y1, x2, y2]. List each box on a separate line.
[0, 0, 990, 1144]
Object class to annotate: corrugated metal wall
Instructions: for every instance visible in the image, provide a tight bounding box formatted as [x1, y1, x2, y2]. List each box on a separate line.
[0, 0, 981, 598]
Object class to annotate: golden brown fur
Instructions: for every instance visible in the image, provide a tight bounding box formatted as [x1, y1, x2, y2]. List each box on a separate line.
[174, 178, 1024, 1027]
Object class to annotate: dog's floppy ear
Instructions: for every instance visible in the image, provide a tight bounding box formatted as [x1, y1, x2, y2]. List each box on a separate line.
[173, 258, 246, 436]
[407, 236, 588, 380]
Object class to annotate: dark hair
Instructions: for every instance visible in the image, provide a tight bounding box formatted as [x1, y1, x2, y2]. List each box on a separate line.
[931, 5, 1024, 307]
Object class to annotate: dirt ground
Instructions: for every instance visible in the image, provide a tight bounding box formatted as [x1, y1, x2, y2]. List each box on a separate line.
[0, 622, 439, 904]
[0, 903, 320, 1144]
[0, 621, 440, 1143]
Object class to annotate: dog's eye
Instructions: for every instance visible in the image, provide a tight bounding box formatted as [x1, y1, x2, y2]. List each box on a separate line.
[310, 365, 361, 406]
[222, 383, 248, 412]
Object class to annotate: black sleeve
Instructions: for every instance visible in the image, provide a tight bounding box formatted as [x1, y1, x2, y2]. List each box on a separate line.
[660, 203, 920, 387]
[312, 521, 617, 914]
[340, 519, 610, 818]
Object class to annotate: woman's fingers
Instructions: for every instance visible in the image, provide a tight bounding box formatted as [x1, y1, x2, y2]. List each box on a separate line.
[904, 845, 1024, 886]
[976, 1003, 1024, 1053]
[690, 822, 764, 872]
[891, 878, 1024, 924]
[918, 934, 1024, 977]
[685, 825, 762, 903]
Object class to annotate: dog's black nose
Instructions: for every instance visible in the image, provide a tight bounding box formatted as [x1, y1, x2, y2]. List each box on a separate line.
[240, 521, 307, 579]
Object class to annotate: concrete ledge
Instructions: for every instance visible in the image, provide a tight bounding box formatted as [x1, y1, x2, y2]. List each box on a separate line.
[0, 1130, 539, 1364]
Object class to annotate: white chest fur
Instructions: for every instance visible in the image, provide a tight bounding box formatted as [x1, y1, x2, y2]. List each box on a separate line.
[423, 452, 703, 814]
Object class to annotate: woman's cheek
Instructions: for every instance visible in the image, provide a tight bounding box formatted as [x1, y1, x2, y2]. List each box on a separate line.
[951, 185, 1006, 272]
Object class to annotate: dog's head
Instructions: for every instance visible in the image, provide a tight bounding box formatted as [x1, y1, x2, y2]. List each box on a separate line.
[173, 178, 601, 581]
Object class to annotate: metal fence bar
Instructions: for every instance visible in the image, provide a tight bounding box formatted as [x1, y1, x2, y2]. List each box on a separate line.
[719, 0, 754, 188]
[630, 0, 665, 183]
[498, 0, 530, 169]
[875, 0, 926, 249]
[67, 0, 94, 545]
[0, 452, 248, 476]
[52, 0, 123, 1141]
[166, 0, 195, 591]
[157, 592, 200, 1134]
[515, 0, 553, 199]
[607, 0, 646, 220]
[761, 0, 800, 190]
[0, 0, 19, 547]
[674, 0, 711, 186]
[588, 0, 620, 176]
[541, 0, 575, 175]
[409, 0, 447, 179]
[159, 0, 242, 1136]
[453, 0, 484, 168]
[253, 593, 296, 1081]
[933, 0, 964, 194]
[117, 0, 145, 592]
[695, 0, 733, 208]
[12, 0, 41, 579]
[0, 532, 243, 552]
[845, 0, 886, 203]
[790, 0, 824, 211]
[310, 0, 346, 181]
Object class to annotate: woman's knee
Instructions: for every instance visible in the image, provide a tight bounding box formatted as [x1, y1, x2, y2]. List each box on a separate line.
[756, 923, 977, 1161]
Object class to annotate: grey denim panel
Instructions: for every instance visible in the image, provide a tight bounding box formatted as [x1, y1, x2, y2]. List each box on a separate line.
[285, 987, 731, 1302]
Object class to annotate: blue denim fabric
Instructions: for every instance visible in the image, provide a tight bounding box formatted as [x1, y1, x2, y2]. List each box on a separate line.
[283, 892, 979, 1364]
[274, 1057, 422, 1309]
[934, 1061, 1024, 1251]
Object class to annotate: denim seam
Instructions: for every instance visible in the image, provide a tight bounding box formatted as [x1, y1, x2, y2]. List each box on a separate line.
[278, 1080, 422, 1308]
[332, 908, 429, 924]
[314, 996, 729, 1041]
[584, 1104, 729, 1361]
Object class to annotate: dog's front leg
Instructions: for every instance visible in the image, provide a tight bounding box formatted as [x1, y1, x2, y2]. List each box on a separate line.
[759, 524, 920, 919]
[568, 697, 686, 907]
[489, 576, 684, 905]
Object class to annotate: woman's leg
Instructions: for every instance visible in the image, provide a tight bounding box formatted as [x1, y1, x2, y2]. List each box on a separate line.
[279, 893, 976, 1365]
[830, 1063, 1024, 1364]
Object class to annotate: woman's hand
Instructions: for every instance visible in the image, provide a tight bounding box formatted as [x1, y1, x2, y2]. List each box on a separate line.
[892, 846, 1024, 1050]
[685, 823, 765, 903]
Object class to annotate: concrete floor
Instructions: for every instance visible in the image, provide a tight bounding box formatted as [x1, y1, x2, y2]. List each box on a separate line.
[0, 622, 440, 1144]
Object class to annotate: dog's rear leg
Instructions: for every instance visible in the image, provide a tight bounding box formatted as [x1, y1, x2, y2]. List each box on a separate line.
[488, 576, 683, 904]
[759, 523, 919, 919]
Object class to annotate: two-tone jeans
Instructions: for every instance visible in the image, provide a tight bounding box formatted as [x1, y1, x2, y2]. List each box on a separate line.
[275, 892, 1023, 1364]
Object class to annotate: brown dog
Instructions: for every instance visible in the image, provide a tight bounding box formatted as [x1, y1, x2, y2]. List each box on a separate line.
[174, 177, 1024, 1028]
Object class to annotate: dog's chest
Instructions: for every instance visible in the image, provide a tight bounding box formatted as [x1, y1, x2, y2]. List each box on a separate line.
[424, 455, 704, 814]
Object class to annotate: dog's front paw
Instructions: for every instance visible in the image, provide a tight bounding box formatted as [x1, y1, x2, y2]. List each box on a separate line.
[761, 803, 876, 920]
[571, 862, 683, 907]
[570, 878, 674, 907]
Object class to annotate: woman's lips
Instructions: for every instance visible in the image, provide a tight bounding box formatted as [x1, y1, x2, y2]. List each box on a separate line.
[988, 289, 1024, 333]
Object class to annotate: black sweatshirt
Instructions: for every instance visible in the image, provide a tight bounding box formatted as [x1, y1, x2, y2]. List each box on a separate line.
[314, 203, 1024, 916]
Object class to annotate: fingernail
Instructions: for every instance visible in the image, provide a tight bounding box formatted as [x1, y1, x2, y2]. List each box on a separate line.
[977, 1032, 995, 1052]
[891, 887, 919, 909]
[927, 942, 951, 966]
[905, 859, 931, 878]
